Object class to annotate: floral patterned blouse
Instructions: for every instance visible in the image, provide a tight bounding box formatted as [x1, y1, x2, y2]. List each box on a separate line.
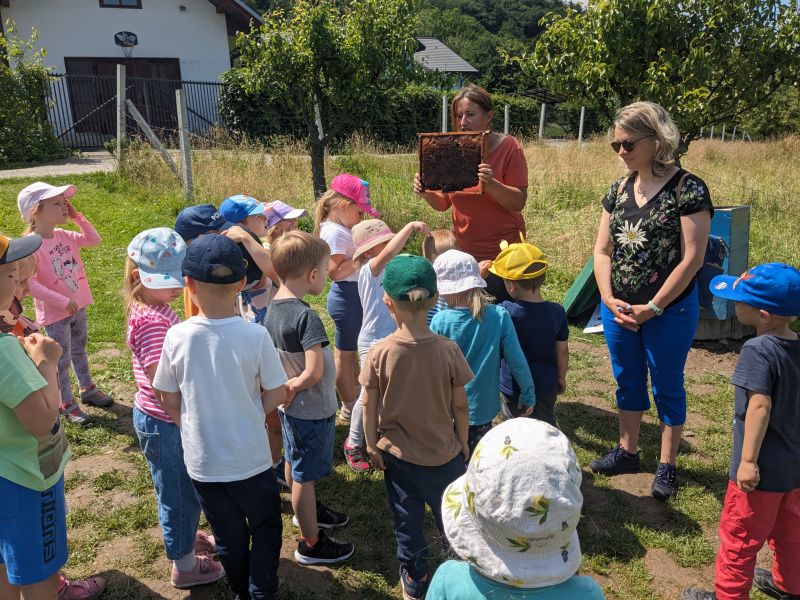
[602, 169, 713, 306]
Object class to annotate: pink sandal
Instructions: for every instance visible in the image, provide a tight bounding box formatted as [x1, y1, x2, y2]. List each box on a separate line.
[57, 573, 106, 600]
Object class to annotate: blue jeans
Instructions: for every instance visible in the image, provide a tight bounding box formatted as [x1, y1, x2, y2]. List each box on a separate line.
[192, 469, 282, 600]
[133, 407, 200, 560]
[601, 285, 699, 426]
[383, 453, 466, 583]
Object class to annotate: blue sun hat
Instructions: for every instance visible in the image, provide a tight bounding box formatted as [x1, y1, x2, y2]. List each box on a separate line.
[128, 228, 187, 289]
[441, 418, 584, 588]
[710, 262, 800, 317]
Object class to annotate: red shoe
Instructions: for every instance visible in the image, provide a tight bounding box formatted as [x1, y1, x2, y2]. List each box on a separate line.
[343, 438, 371, 473]
[195, 530, 216, 555]
[57, 573, 106, 600]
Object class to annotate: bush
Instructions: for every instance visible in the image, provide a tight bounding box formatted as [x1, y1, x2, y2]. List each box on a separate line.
[0, 21, 70, 167]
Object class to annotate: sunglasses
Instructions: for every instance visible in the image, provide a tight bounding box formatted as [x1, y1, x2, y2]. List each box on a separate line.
[610, 135, 653, 153]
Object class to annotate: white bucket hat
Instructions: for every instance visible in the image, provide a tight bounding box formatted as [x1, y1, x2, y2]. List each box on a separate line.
[441, 418, 584, 589]
[432, 249, 486, 295]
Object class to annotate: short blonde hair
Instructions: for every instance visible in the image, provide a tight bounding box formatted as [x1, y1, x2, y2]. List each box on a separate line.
[122, 257, 148, 316]
[612, 101, 680, 176]
[422, 230, 457, 263]
[271, 231, 330, 281]
[389, 288, 438, 314]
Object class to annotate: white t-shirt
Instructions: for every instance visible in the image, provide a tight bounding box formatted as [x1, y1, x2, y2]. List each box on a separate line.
[153, 316, 287, 482]
[357, 263, 396, 347]
[319, 221, 358, 283]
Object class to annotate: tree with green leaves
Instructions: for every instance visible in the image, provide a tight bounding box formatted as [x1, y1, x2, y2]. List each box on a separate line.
[521, 0, 800, 152]
[232, 0, 419, 196]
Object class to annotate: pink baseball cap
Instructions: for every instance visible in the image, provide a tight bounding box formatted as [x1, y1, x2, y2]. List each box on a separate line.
[330, 174, 380, 218]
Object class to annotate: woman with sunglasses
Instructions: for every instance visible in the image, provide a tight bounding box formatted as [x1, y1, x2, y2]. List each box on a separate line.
[590, 101, 713, 500]
[413, 84, 528, 303]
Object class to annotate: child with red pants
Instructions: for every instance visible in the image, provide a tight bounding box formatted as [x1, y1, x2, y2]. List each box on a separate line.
[683, 263, 800, 600]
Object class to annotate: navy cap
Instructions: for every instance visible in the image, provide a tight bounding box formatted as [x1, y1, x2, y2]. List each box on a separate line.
[182, 234, 246, 284]
[710, 262, 800, 317]
[174, 204, 231, 242]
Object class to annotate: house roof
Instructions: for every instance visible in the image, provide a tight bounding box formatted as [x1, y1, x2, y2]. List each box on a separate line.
[207, 0, 263, 30]
[413, 37, 478, 74]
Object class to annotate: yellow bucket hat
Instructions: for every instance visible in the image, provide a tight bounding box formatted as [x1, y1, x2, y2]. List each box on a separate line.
[489, 235, 548, 280]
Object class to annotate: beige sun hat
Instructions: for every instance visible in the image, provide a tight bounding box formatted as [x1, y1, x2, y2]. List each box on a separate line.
[351, 219, 395, 262]
[441, 418, 584, 589]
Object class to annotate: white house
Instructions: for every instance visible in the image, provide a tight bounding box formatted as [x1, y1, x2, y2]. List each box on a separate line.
[0, 0, 263, 146]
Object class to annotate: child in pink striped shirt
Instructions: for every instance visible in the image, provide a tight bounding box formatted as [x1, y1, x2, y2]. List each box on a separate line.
[124, 228, 224, 589]
[17, 182, 112, 425]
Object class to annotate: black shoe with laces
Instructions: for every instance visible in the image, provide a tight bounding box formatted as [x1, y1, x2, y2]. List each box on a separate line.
[589, 445, 641, 475]
[754, 567, 799, 599]
[682, 590, 716, 600]
[294, 529, 354, 565]
[292, 501, 349, 529]
[652, 462, 678, 500]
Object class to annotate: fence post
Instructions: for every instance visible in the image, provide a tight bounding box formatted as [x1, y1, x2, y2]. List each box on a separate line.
[700, 127, 704, 138]
[503, 104, 510, 135]
[577, 106, 585, 145]
[126, 99, 179, 177]
[710, 126, 714, 141]
[538, 103, 546, 140]
[116, 64, 126, 163]
[721, 124, 726, 141]
[731, 125, 737, 139]
[176, 89, 193, 201]
[441, 94, 448, 133]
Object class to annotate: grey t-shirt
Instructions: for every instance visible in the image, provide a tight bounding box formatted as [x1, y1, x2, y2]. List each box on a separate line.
[265, 298, 337, 420]
[730, 334, 800, 492]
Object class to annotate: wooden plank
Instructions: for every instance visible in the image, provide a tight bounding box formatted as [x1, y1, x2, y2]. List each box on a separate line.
[126, 99, 179, 177]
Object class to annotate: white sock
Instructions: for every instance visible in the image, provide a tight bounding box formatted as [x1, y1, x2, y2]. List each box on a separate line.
[174, 552, 197, 572]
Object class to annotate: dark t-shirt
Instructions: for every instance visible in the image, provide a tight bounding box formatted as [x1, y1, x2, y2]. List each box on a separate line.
[264, 298, 337, 420]
[601, 169, 713, 306]
[499, 300, 569, 401]
[730, 334, 800, 492]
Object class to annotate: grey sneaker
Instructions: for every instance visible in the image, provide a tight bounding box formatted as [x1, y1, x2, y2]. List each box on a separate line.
[753, 567, 799, 599]
[682, 590, 715, 600]
[589, 445, 641, 475]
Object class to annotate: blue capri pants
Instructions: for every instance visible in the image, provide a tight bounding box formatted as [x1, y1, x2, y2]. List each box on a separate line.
[326, 281, 362, 351]
[601, 285, 699, 427]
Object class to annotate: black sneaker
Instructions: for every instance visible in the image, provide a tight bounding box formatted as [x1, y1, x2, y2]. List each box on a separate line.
[652, 462, 678, 500]
[754, 567, 798, 599]
[400, 567, 428, 600]
[682, 590, 715, 600]
[274, 458, 288, 488]
[292, 501, 349, 529]
[294, 529, 354, 565]
[589, 445, 641, 475]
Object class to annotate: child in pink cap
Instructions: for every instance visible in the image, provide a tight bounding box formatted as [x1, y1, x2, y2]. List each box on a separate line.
[313, 174, 380, 422]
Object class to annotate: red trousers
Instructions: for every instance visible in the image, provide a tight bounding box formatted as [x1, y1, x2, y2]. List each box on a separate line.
[715, 480, 800, 600]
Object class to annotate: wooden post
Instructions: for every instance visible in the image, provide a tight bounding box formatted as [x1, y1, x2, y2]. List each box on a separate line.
[441, 94, 448, 133]
[126, 99, 179, 177]
[176, 89, 193, 200]
[116, 64, 126, 163]
[538, 103, 546, 140]
[577, 106, 585, 145]
[503, 104, 510, 135]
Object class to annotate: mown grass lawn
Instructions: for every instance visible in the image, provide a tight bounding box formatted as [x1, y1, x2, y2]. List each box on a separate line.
[2, 136, 795, 598]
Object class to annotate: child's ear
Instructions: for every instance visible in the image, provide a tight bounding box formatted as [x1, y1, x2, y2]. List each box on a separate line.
[132, 268, 141, 283]
[236, 277, 247, 293]
[184, 276, 196, 292]
[759, 309, 772, 323]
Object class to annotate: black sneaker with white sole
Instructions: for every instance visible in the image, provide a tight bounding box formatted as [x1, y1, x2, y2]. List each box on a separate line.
[753, 567, 799, 599]
[292, 501, 349, 529]
[294, 529, 354, 565]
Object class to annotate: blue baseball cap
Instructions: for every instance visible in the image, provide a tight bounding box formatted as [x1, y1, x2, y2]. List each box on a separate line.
[174, 204, 231, 242]
[710, 262, 800, 316]
[219, 195, 265, 225]
[127, 227, 186, 289]
[182, 234, 246, 284]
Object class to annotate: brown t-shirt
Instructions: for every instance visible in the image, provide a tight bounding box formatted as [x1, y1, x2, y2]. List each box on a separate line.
[359, 333, 473, 466]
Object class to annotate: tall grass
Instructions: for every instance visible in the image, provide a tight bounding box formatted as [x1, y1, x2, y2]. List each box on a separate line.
[120, 134, 800, 299]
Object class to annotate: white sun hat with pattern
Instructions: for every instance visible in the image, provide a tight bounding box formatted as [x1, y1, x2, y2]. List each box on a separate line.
[441, 418, 584, 589]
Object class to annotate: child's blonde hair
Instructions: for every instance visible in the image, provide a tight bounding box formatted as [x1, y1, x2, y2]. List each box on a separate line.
[422, 230, 457, 263]
[391, 287, 438, 314]
[122, 257, 148, 316]
[16, 255, 37, 281]
[271, 231, 330, 281]
[443, 288, 492, 321]
[313, 189, 354, 236]
[23, 204, 44, 235]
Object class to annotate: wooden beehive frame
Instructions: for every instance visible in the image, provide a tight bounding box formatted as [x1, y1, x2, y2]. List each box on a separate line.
[418, 131, 489, 194]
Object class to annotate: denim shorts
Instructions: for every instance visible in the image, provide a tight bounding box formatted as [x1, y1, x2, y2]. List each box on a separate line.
[601, 285, 699, 426]
[133, 407, 201, 559]
[0, 475, 67, 585]
[279, 412, 335, 484]
[326, 281, 362, 351]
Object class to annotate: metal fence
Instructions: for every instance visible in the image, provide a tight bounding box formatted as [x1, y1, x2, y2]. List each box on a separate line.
[46, 73, 224, 149]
